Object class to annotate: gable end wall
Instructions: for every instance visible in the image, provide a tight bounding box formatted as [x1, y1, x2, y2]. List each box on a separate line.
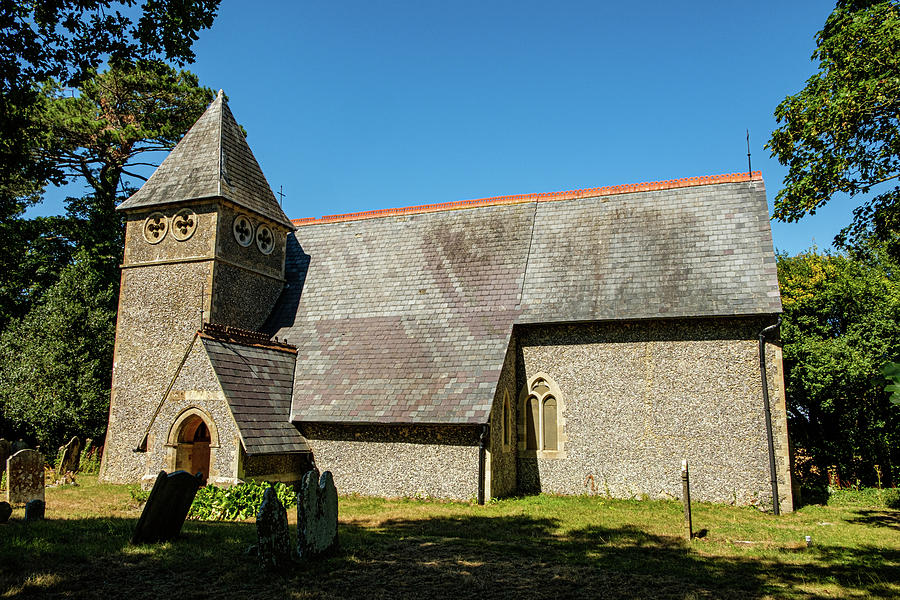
[516, 316, 793, 511]
[143, 338, 243, 487]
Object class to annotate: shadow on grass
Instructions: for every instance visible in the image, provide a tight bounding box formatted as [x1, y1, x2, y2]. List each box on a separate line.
[846, 509, 900, 530]
[1, 513, 898, 599]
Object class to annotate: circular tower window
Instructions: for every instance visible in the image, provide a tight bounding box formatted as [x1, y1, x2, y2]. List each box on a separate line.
[233, 214, 254, 247]
[143, 212, 168, 244]
[256, 224, 275, 255]
[171, 209, 198, 241]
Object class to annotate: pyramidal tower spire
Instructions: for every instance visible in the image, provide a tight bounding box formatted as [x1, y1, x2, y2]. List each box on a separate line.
[118, 90, 292, 227]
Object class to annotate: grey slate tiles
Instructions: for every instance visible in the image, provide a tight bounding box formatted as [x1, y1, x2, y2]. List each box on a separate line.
[269, 179, 781, 426]
[202, 336, 307, 454]
[117, 91, 293, 228]
[519, 180, 782, 322]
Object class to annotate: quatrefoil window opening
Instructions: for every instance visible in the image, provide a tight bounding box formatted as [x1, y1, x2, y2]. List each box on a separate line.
[171, 209, 198, 241]
[256, 224, 275, 255]
[233, 215, 254, 247]
[143, 212, 168, 244]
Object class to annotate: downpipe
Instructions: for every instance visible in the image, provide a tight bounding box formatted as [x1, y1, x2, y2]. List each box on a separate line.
[477, 424, 488, 505]
[759, 316, 782, 515]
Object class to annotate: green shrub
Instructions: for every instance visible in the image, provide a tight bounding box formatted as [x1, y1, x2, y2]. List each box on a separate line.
[129, 486, 150, 504]
[189, 480, 297, 521]
[827, 487, 883, 507]
[883, 488, 900, 510]
[78, 446, 101, 474]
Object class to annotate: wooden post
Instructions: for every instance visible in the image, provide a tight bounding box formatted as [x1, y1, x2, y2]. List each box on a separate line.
[681, 459, 693, 541]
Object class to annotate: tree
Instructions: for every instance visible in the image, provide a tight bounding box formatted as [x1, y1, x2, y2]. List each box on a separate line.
[45, 60, 215, 272]
[0, 0, 220, 192]
[0, 62, 214, 446]
[0, 0, 220, 327]
[0, 61, 214, 329]
[778, 247, 900, 487]
[767, 1, 900, 253]
[0, 251, 117, 451]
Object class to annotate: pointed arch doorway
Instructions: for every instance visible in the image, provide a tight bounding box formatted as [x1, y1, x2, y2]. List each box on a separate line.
[171, 412, 214, 483]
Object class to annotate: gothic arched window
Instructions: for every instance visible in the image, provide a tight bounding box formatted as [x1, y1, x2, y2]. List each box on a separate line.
[519, 374, 565, 457]
[502, 391, 511, 448]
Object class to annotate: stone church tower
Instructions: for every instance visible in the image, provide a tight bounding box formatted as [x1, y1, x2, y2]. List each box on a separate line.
[99, 91, 294, 483]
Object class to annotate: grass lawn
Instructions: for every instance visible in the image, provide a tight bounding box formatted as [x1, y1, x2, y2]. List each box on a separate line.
[1, 477, 898, 599]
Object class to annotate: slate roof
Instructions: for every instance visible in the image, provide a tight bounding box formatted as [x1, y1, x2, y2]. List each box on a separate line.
[117, 91, 293, 228]
[268, 174, 781, 426]
[201, 331, 308, 454]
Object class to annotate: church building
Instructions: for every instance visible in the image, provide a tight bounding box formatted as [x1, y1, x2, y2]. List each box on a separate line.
[99, 92, 794, 512]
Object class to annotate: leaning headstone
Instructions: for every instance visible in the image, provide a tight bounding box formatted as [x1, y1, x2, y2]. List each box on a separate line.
[6, 449, 44, 505]
[25, 499, 45, 522]
[131, 470, 202, 544]
[56, 436, 82, 476]
[0, 501, 11, 523]
[297, 469, 338, 559]
[257, 487, 292, 569]
[0, 439, 11, 482]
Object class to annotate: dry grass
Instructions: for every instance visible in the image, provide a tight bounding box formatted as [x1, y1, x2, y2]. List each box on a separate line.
[1, 477, 898, 599]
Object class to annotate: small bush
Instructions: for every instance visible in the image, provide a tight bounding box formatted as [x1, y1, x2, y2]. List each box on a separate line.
[189, 480, 296, 521]
[883, 488, 900, 510]
[827, 487, 883, 507]
[799, 483, 829, 506]
[78, 445, 102, 474]
[130, 487, 150, 504]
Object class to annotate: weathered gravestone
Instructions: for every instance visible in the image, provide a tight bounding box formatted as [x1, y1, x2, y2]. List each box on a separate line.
[25, 499, 45, 522]
[6, 449, 44, 505]
[257, 487, 292, 569]
[0, 501, 11, 523]
[56, 436, 82, 476]
[0, 439, 11, 483]
[297, 469, 338, 559]
[131, 470, 202, 544]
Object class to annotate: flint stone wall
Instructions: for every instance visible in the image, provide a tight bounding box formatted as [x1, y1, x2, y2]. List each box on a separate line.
[241, 451, 311, 483]
[300, 424, 480, 500]
[211, 262, 284, 332]
[142, 337, 242, 486]
[122, 204, 218, 265]
[516, 317, 793, 511]
[103, 201, 288, 485]
[487, 339, 517, 498]
[215, 202, 288, 281]
[101, 258, 215, 483]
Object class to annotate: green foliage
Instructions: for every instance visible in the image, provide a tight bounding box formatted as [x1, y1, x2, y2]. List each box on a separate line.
[0, 251, 116, 450]
[0, 0, 219, 179]
[827, 486, 900, 509]
[0, 1, 219, 332]
[78, 443, 102, 475]
[0, 62, 214, 448]
[767, 1, 900, 253]
[0, 214, 75, 330]
[130, 486, 151, 504]
[189, 481, 298, 521]
[884, 488, 900, 509]
[881, 361, 900, 406]
[778, 247, 900, 487]
[44, 61, 215, 208]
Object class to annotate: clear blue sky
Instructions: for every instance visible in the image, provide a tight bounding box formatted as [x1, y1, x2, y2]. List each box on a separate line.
[35, 0, 857, 255]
